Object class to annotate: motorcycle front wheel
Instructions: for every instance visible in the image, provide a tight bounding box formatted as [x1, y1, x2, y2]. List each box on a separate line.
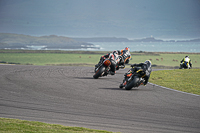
[125, 76, 140, 90]
[93, 66, 105, 79]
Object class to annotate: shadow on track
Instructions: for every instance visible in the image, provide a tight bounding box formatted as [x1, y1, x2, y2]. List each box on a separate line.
[99, 87, 153, 91]
[98, 87, 145, 91]
[75, 77, 94, 79]
[98, 87, 123, 91]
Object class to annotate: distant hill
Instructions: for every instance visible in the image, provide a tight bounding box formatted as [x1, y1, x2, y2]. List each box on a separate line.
[72, 37, 165, 42]
[72, 37, 200, 42]
[0, 33, 98, 50]
[72, 37, 131, 42]
[131, 37, 164, 42]
[0, 33, 199, 50]
[177, 38, 200, 42]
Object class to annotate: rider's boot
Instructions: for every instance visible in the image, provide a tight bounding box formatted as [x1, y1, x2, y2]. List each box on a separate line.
[95, 64, 99, 68]
[95, 58, 104, 68]
[110, 71, 115, 75]
[119, 80, 127, 88]
[119, 83, 124, 88]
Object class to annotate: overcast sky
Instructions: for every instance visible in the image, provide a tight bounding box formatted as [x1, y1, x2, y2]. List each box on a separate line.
[0, 0, 200, 39]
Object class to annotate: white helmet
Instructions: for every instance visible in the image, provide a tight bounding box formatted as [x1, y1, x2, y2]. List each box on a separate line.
[144, 60, 152, 68]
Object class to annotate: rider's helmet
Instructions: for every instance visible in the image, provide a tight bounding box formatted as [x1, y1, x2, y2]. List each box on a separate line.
[144, 60, 152, 68]
[112, 50, 118, 55]
[185, 56, 189, 58]
[125, 47, 130, 52]
[117, 50, 121, 55]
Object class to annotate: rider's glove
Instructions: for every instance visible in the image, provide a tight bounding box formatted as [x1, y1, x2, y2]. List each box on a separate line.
[131, 64, 136, 67]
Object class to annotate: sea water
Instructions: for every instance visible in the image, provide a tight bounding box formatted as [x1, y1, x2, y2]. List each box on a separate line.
[89, 42, 200, 53]
[22, 41, 200, 52]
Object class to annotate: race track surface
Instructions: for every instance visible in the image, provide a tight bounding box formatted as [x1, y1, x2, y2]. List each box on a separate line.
[0, 65, 200, 133]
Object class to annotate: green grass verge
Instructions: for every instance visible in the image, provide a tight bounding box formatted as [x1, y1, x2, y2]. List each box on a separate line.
[0, 50, 200, 68]
[0, 118, 116, 133]
[0, 52, 99, 66]
[149, 69, 200, 95]
[130, 53, 200, 69]
[0, 50, 107, 66]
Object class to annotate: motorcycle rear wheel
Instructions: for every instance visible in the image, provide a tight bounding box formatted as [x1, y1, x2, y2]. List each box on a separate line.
[125, 76, 140, 90]
[93, 66, 105, 79]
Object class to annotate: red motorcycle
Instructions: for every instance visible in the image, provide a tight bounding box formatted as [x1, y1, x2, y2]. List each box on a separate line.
[93, 59, 112, 79]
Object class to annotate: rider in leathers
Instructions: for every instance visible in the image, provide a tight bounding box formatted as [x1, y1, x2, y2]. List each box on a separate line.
[95, 47, 131, 69]
[96, 51, 120, 75]
[132, 60, 152, 85]
[180, 56, 192, 68]
[119, 47, 131, 66]
[120, 60, 152, 87]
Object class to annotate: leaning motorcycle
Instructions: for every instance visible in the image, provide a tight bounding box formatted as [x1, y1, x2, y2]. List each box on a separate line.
[119, 66, 146, 90]
[179, 61, 191, 69]
[93, 56, 125, 79]
[93, 59, 112, 79]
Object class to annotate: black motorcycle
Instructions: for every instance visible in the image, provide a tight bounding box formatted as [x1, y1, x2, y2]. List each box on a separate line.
[119, 66, 146, 90]
[179, 61, 191, 69]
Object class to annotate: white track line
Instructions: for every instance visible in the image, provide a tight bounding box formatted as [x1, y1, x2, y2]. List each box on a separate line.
[148, 82, 200, 97]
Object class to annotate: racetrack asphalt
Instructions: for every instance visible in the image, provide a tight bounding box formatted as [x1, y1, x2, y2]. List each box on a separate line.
[0, 65, 200, 133]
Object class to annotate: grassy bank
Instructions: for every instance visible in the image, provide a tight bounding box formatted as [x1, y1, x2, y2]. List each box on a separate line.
[0, 118, 115, 133]
[0, 50, 200, 68]
[149, 69, 200, 95]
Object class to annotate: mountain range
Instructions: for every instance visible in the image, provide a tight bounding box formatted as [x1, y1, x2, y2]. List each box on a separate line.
[72, 37, 200, 42]
[0, 33, 96, 50]
[0, 33, 199, 50]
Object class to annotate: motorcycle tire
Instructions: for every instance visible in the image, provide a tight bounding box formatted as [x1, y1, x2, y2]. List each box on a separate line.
[93, 66, 105, 79]
[125, 76, 140, 90]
